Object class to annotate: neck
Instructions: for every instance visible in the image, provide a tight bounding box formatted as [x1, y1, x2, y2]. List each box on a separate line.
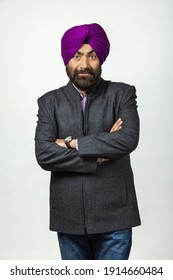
[79, 89, 87, 96]
[72, 83, 87, 95]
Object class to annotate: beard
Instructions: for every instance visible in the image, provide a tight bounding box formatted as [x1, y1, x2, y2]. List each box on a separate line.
[66, 65, 102, 91]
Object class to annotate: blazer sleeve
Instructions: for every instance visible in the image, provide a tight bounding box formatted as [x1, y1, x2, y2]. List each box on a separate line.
[35, 96, 97, 173]
[77, 85, 140, 159]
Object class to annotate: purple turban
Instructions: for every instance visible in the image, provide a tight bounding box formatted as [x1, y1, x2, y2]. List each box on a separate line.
[61, 23, 110, 65]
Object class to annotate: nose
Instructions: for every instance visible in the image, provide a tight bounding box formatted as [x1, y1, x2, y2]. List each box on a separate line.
[79, 56, 89, 69]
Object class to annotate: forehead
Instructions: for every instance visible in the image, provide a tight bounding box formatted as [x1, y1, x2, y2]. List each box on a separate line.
[77, 44, 94, 53]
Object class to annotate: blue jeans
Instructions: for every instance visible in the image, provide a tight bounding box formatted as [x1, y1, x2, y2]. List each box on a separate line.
[57, 228, 132, 260]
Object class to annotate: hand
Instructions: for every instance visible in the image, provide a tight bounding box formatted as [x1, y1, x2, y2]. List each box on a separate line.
[110, 118, 123, 133]
[55, 138, 77, 149]
[55, 139, 67, 148]
[97, 118, 123, 164]
[97, 157, 110, 164]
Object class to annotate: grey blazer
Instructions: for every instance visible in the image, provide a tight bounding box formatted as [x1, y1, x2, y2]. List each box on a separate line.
[35, 78, 141, 234]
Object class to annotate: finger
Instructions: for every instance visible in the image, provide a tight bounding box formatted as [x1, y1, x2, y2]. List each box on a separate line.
[115, 118, 122, 126]
[110, 125, 122, 132]
[110, 119, 123, 132]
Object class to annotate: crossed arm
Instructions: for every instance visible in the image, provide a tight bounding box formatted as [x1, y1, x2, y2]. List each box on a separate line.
[55, 118, 123, 163]
[35, 85, 139, 172]
[55, 118, 123, 148]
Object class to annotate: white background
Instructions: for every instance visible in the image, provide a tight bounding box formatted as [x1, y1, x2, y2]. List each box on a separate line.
[0, 0, 173, 260]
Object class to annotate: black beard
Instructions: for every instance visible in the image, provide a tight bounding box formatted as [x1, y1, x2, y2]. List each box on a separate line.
[66, 66, 102, 91]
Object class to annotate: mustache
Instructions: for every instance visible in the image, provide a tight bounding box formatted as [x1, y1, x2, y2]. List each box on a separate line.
[74, 68, 95, 76]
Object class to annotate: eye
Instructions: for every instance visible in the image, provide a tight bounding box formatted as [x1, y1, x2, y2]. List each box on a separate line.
[89, 54, 97, 59]
[73, 54, 81, 60]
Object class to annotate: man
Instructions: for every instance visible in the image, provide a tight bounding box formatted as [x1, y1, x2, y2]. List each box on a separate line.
[35, 23, 141, 260]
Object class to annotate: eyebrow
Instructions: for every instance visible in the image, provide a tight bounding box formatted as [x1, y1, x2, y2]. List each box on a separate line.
[76, 49, 95, 55]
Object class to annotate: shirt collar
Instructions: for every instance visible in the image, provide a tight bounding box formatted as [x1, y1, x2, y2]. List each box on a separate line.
[72, 83, 86, 97]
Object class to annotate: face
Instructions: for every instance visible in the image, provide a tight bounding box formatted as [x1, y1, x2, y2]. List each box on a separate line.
[66, 44, 102, 91]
